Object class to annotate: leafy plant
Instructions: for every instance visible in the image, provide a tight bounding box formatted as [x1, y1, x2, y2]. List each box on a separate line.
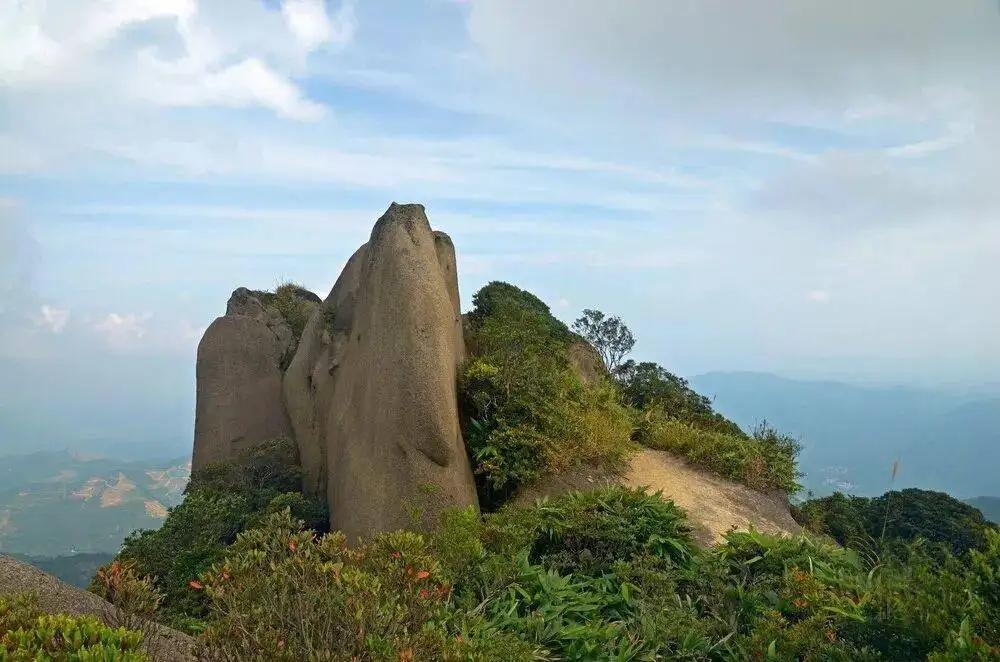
[642, 417, 801, 493]
[0, 593, 147, 660]
[572, 309, 635, 372]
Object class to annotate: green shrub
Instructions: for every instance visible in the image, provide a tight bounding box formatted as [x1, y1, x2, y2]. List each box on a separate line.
[199, 510, 525, 661]
[0, 593, 147, 660]
[642, 417, 801, 493]
[251, 282, 320, 342]
[795, 488, 997, 556]
[617, 360, 744, 436]
[90, 561, 162, 633]
[110, 438, 324, 629]
[525, 486, 694, 575]
[153, 485, 999, 660]
[466, 281, 566, 335]
[460, 284, 634, 507]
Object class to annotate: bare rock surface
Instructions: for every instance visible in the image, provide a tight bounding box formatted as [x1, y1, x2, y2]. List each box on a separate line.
[283, 245, 368, 497]
[322, 203, 476, 539]
[0, 555, 195, 661]
[282, 203, 477, 538]
[192, 290, 293, 472]
[517, 449, 801, 547]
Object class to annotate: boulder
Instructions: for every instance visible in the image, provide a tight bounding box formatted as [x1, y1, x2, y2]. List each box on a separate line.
[286, 203, 477, 539]
[192, 289, 293, 472]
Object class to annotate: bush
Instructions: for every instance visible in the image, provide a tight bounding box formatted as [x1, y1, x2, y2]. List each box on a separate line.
[110, 438, 326, 628]
[153, 485, 999, 660]
[616, 360, 744, 436]
[251, 282, 320, 342]
[90, 561, 162, 634]
[199, 510, 523, 662]
[795, 488, 997, 556]
[0, 593, 147, 660]
[460, 284, 634, 507]
[525, 486, 694, 574]
[642, 417, 801, 493]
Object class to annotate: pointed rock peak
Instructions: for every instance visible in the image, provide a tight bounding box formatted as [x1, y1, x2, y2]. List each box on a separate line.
[370, 202, 431, 245]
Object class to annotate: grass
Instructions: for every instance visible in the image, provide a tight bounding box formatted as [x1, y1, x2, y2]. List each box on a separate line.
[641, 417, 801, 493]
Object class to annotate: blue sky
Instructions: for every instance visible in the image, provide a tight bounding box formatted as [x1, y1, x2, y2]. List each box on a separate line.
[2, 1, 1000, 455]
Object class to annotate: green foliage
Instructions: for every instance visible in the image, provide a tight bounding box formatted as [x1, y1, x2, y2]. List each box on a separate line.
[147, 484, 999, 660]
[251, 282, 320, 341]
[466, 281, 566, 335]
[642, 417, 801, 493]
[795, 488, 997, 555]
[109, 438, 325, 629]
[90, 561, 162, 632]
[572, 309, 635, 372]
[199, 510, 517, 661]
[0, 593, 147, 661]
[617, 360, 745, 436]
[525, 486, 695, 574]
[460, 284, 633, 507]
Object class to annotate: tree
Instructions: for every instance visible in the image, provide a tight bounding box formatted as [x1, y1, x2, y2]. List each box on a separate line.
[572, 309, 635, 372]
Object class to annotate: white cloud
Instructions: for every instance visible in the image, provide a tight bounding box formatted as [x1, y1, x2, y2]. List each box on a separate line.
[93, 312, 152, 351]
[136, 56, 327, 121]
[1, 0, 354, 120]
[806, 290, 830, 304]
[31, 305, 70, 333]
[283, 0, 356, 51]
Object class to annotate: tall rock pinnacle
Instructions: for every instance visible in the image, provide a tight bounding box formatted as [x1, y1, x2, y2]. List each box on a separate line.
[194, 203, 478, 539]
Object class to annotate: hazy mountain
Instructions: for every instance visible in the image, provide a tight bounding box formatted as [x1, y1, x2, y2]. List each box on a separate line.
[0, 451, 189, 556]
[689, 372, 999, 498]
[966, 497, 1000, 524]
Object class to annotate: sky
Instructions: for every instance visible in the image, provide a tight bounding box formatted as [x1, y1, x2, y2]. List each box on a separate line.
[2, 0, 999, 457]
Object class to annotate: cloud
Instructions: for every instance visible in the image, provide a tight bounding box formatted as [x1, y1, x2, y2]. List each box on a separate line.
[31, 305, 70, 333]
[1, 0, 354, 120]
[93, 312, 152, 351]
[466, 0, 1000, 118]
[283, 0, 356, 51]
[806, 291, 830, 304]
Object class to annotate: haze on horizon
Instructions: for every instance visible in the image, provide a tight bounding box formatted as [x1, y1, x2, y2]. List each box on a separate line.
[2, 1, 999, 458]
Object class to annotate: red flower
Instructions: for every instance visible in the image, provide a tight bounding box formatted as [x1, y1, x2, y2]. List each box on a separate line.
[392, 551, 402, 559]
[419, 589, 430, 599]
[414, 570, 430, 581]
[189, 580, 203, 590]
[289, 540, 298, 552]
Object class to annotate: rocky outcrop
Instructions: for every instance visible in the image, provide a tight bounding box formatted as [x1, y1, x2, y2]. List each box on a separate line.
[192, 288, 295, 472]
[0, 555, 195, 660]
[308, 204, 476, 539]
[196, 203, 478, 539]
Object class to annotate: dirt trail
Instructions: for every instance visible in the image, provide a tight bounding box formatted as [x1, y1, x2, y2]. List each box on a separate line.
[624, 449, 800, 546]
[518, 449, 801, 547]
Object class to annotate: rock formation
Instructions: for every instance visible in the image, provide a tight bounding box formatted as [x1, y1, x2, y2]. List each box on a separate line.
[192, 288, 296, 471]
[194, 203, 478, 539]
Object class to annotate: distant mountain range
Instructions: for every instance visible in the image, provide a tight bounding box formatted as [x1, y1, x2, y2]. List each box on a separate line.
[966, 497, 1000, 524]
[0, 451, 189, 557]
[689, 372, 999, 499]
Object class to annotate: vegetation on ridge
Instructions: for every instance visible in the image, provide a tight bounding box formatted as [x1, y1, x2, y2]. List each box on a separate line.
[106, 438, 326, 629]
[251, 281, 321, 342]
[794, 488, 998, 556]
[1, 593, 148, 660]
[460, 280, 801, 499]
[125, 486, 999, 660]
[459, 282, 634, 506]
